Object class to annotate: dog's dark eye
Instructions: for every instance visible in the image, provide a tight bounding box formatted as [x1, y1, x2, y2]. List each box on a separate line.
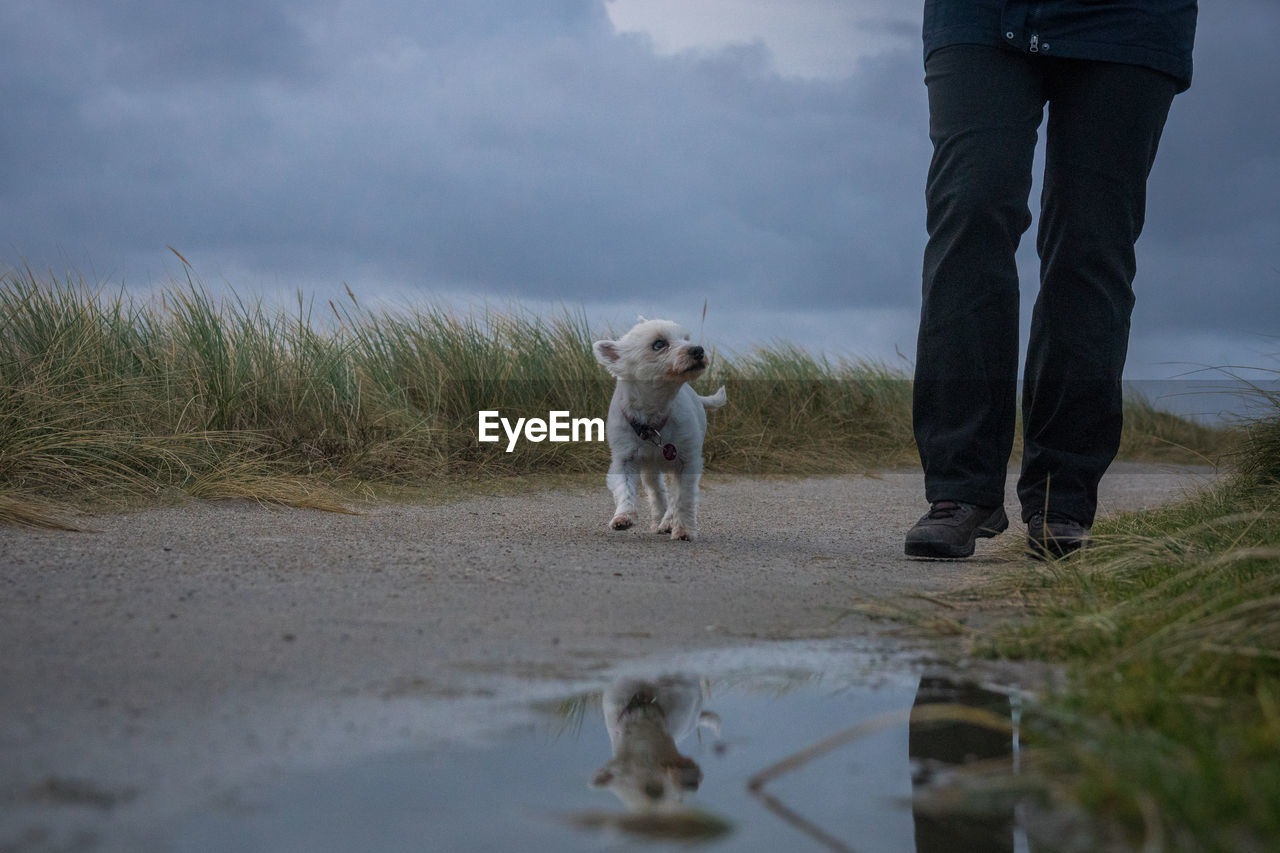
[651, 339, 667, 351]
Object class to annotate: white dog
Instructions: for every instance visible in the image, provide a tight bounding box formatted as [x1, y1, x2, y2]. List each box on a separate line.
[593, 318, 726, 541]
[590, 675, 721, 811]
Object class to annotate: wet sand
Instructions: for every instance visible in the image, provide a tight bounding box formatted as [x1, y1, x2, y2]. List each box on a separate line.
[0, 462, 1214, 851]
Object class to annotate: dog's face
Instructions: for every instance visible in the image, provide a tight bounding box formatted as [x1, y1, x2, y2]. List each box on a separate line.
[593, 319, 708, 383]
[591, 686, 704, 810]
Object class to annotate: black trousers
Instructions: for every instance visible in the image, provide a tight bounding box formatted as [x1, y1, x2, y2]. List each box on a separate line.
[913, 45, 1178, 525]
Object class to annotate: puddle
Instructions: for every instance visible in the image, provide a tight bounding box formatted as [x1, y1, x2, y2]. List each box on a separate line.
[171, 642, 1036, 852]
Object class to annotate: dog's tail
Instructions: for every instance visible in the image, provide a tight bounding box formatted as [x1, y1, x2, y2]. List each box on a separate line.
[698, 385, 727, 410]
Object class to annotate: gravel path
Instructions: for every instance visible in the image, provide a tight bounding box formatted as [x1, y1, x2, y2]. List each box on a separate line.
[0, 462, 1214, 850]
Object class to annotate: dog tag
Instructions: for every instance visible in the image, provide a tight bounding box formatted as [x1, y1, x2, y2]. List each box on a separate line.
[663, 443, 677, 461]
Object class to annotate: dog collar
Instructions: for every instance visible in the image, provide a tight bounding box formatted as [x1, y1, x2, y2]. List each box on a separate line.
[625, 411, 667, 441]
[624, 411, 678, 461]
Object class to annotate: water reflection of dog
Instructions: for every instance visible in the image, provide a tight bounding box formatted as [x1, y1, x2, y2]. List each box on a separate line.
[590, 675, 721, 811]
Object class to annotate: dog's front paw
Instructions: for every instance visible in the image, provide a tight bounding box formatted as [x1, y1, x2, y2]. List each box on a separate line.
[670, 524, 694, 541]
[653, 509, 674, 534]
[610, 512, 637, 530]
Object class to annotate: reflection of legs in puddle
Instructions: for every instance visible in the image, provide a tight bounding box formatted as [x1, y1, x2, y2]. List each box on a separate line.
[590, 675, 721, 811]
[909, 675, 1016, 853]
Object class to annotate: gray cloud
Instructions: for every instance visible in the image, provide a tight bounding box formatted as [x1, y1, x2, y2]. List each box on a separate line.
[1129, 3, 1280, 337]
[0, 0, 1275, 376]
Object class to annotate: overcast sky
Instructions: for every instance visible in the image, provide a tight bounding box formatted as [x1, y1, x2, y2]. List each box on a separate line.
[2, 0, 1277, 381]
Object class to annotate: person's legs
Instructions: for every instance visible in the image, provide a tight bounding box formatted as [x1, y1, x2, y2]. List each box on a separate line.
[915, 45, 1045, 510]
[1018, 60, 1178, 526]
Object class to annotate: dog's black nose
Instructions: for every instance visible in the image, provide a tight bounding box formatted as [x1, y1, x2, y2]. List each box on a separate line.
[688, 345, 704, 360]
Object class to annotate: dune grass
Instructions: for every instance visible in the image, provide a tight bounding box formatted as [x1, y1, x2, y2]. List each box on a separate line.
[0, 266, 1229, 527]
[970, 382, 1280, 850]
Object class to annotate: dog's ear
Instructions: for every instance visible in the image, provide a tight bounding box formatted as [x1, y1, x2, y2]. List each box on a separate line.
[593, 339, 621, 366]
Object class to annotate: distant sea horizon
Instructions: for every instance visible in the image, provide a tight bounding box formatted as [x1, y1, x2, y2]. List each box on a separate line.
[1123, 378, 1279, 424]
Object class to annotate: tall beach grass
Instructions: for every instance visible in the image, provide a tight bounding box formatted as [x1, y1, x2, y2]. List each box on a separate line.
[970, 378, 1280, 850]
[0, 266, 1229, 524]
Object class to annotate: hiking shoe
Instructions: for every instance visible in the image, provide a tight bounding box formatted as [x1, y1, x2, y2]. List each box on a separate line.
[1026, 512, 1091, 560]
[905, 501, 1009, 559]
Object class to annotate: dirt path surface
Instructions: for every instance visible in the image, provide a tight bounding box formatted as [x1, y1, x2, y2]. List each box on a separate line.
[1, 462, 1213, 850]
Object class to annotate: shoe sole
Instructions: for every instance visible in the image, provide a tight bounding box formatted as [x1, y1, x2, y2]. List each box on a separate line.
[904, 507, 1009, 559]
[1026, 534, 1089, 560]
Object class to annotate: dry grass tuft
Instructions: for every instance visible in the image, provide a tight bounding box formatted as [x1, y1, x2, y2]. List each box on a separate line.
[0, 491, 81, 530]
